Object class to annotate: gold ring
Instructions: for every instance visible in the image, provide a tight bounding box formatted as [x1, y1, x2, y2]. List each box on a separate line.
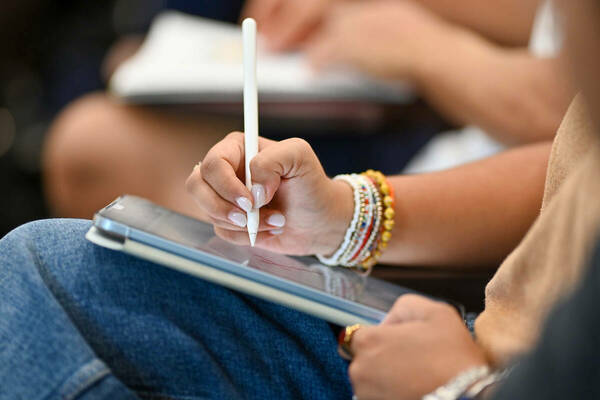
[338, 324, 362, 360]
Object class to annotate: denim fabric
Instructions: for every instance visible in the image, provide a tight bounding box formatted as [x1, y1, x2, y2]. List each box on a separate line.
[464, 312, 478, 335]
[0, 219, 351, 400]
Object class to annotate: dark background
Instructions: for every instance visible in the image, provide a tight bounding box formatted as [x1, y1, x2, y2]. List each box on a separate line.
[0, 0, 246, 237]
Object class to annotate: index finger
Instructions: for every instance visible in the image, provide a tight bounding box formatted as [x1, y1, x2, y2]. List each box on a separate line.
[198, 132, 252, 207]
[241, 0, 281, 26]
[199, 132, 278, 209]
[266, 0, 324, 50]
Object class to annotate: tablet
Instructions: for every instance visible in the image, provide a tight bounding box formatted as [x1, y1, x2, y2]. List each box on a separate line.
[86, 195, 419, 326]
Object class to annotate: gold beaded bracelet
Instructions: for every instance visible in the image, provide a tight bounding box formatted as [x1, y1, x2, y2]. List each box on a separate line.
[359, 170, 395, 270]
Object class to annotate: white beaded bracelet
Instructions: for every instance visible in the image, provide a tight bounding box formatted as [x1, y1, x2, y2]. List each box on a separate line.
[354, 183, 383, 267]
[340, 174, 376, 266]
[317, 174, 362, 266]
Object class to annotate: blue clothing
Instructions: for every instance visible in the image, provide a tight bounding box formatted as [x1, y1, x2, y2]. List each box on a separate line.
[0, 219, 351, 400]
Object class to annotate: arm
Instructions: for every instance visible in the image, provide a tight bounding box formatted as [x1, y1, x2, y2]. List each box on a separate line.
[242, 0, 539, 50]
[380, 141, 551, 268]
[415, 30, 573, 145]
[306, 1, 574, 145]
[415, 0, 541, 46]
[186, 133, 551, 270]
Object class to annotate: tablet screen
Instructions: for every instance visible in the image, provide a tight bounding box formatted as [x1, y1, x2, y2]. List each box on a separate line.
[96, 195, 414, 317]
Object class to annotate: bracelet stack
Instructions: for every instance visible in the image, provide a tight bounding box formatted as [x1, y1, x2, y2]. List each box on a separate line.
[317, 170, 395, 273]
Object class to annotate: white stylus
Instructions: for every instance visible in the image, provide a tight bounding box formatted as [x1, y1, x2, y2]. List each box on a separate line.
[242, 18, 259, 247]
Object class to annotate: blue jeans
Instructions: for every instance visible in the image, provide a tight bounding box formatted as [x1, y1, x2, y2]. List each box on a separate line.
[0, 219, 351, 400]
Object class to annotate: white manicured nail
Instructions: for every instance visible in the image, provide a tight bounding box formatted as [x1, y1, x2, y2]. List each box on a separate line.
[270, 229, 284, 235]
[236, 197, 253, 213]
[251, 184, 266, 208]
[228, 211, 247, 227]
[267, 213, 286, 227]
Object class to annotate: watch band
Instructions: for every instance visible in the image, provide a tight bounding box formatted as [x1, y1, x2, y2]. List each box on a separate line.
[422, 366, 490, 400]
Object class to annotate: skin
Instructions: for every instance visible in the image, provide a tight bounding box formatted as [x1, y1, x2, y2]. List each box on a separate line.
[188, 0, 600, 397]
[241, 0, 343, 50]
[243, 0, 572, 144]
[304, 1, 573, 145]
[348, 295, 487, 399]
[43, 94, 235, 219]
[414, 0, 541, 46]
[242, 0, 540, 49]
[186, 131, 550, 267]
[45, 0, 569, 217]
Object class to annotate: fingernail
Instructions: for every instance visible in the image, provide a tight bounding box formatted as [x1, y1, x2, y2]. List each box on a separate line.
[228, 211, 247, 227]
[251, 184, 266, 208]
[270, 229, 284, 235]
[267, 213, 286, 227]
[236, 197, 253, 213]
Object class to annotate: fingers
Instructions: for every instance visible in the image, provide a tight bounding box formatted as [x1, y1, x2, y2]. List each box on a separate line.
[265, 1, 323, 50]
[186, 130, 285, 219]
[196, 132, 253, 207]
[191, 132, 275, 208]
[305, 3, 369, 70]
[214, 225, 285, 246]
[347, 325, 375, 358]
[305, 11, 350, 70]
[381, 294, 457, 325]
[186, 169, 245, 226]
[244, 0, 330, 51]
[249, 137, 318, 205]
[241, 0, 282, 28]
[305, 35, 340, 71]
[187, 133, 315, 246]
[186, 162, 287, 232]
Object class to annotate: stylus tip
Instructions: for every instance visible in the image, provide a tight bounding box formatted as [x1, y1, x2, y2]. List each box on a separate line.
[249, 232, 257, 247]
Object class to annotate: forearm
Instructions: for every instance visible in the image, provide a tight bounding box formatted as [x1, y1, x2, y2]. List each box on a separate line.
[415, 28, 573, 145]
[379, 141, 551, 268]
[413, 0, 540, 46]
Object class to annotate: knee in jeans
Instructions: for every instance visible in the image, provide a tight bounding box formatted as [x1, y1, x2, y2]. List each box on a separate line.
[42, 94, 138, 215]
[1, 219, 91, 263]
[44, 94, 119, 187]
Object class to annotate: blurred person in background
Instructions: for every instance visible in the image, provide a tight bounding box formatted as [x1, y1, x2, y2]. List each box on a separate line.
[43, 0, 572, 220]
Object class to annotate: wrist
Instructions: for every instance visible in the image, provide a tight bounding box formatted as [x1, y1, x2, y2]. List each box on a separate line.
[316, 171, 394, 270]
[317, 179, 354, 256]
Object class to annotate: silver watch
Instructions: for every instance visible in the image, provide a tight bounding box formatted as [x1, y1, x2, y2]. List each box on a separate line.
[422, 366, 490, 400]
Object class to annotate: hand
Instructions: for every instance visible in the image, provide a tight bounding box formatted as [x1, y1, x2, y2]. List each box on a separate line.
[185, 132, 353, 255]
[349, 295, 488, 400]
[241, 0, 343, 50]
[306, 1, 456, 81]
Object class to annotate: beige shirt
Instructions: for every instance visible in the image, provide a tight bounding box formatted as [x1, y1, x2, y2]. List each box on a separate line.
[475, 96, 600, 366]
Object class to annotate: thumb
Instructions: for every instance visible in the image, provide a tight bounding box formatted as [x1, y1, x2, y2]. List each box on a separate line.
[381, 294, 447, 325]
[249, 138, 320, 207]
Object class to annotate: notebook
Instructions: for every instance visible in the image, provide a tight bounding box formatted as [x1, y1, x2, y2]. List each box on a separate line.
[109, 11, 413, 106]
